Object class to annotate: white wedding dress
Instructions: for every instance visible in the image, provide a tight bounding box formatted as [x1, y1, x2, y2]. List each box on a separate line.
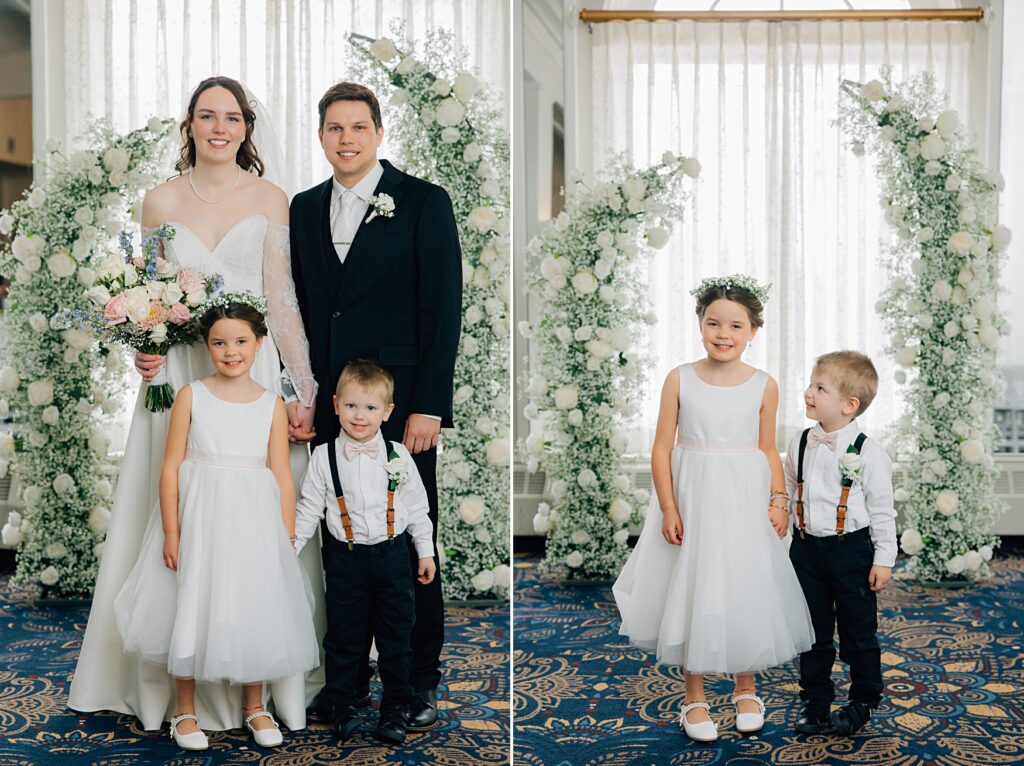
[69, 215, 327, 731]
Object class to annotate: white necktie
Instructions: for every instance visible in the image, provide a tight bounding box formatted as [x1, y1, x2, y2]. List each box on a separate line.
[331, 190, 361, 264]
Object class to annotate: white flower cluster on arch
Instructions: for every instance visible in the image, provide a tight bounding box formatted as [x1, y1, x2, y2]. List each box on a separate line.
[351, 29, 511, 600]
[522, 153, 699, 579]
[0, 118, 175, 597]
[839, 70, 1009, 583]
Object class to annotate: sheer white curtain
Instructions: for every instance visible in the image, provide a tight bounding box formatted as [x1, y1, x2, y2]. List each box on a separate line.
[591, 20, 978, 450]
[58, 0, 509, 195]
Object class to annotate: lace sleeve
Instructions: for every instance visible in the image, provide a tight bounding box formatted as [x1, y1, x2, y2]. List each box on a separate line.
[263, 222, 318, 407]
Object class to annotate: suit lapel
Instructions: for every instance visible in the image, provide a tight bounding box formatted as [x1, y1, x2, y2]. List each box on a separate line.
[312, 177, 341, 298]
[333, 160, 406, 306]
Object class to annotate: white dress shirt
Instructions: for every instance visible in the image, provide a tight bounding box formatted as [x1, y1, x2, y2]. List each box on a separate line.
[783, 419, 898, 567]
[293, 429, 434, 559]
[330, 160, 385, 264]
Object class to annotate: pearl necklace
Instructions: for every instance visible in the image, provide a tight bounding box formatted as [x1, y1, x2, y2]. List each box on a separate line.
[188, 166, 242, 204]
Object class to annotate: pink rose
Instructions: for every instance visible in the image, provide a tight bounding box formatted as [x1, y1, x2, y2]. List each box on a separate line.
[103, 294, 129, 325]
[168, 302, 191, 325]
[178, 269, 203, 294]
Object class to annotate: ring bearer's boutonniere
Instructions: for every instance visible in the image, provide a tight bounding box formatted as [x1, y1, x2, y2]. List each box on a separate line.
[384, 452, 409, 489]
[365, 193, 396, 224]
[839, 448, 864, 487]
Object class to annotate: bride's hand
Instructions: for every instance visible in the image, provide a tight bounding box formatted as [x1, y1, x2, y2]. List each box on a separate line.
[285, 401, 317, 444]
[135, 351, 165, 383]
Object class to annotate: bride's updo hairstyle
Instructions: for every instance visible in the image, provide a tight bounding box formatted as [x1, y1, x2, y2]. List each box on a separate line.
[176, 76, 265, 176]
[694, 285, 765, 329]
[198, 302, 269, 343]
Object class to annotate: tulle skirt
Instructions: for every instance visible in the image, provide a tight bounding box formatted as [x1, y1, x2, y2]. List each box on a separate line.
[613, 446, 814, 673]
[114, 462, 320, 685]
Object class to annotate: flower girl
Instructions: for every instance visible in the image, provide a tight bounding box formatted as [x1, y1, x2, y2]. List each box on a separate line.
[613, 275, 814, 742]
[114, 295, 319, 751]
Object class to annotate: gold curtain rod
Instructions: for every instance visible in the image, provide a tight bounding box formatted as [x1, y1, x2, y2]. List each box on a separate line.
[579, 8, 985, 24]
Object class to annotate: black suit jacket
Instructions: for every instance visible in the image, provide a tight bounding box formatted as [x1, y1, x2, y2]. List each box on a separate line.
[289, 160, 462, 447]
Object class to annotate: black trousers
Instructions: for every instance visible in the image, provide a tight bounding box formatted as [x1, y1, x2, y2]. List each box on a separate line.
[789, 527, 883, 710]
[322, 532, 416, 715]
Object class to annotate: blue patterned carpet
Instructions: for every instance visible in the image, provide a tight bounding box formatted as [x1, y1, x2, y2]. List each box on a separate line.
[513, 551, 1024, 765]
[0, 576, 509, 766]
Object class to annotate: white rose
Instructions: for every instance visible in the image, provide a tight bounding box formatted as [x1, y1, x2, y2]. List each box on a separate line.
[533, 513, 551, 534]
[29, 432, 48, 448]
[369, 37, 398, 61]
[879, 125, 896, 143]
[491, 564, 511, 591]
[931, 281, 952, 301]
[0, 368, 19, 393]
[960, 439, 984, 464]
[458, 496, 487, 526]
[396, 55, 418, 75]
[53, 473, 76, 494]
[88, 505, 111, 534]
[608, 498, 632, 525]
[553, 385, 579, 410]
[622, 177, 647, 201]
[682, 156, 702, 178]
[572, 271, 599, 295]
[567, 409, 584, 427]
[860, 79, 886, 101]
[480, 179, 500, 198]
[980, 545, 993, 562]
[162, 281, 184, 305]
[945, 555, 966, 575]
[916, 314, 933, 330]
[434, 98, 466, 127]
[586, 340, 613, 359]
[28, 188, 46, 208]
[948, 518, 963, 533]
[550, 479, 567, 500]
[935, 110, 958, 138]
[991, 224, 1012, 252]
[23, 254, 41, 273]
[646, 227, 670, 250]
[947, 231, 973, 253]
[74, 207, 94, 226]
[485, 438, 509, 466]
[920, 133, 946, 161]
[961, 550, 983, 571]
[149, 323, 169, 345]
[28, 313, 48, 334]
[924, 160, 942, 176]
[570, 530, 591, 545]
[47, 253, 77, 278]
[935, 489, 959, 516]
[102, 146, 130, 173]
[1, 522, 22, 547]
[28, 379, 55, 407]
[839, 453, 864, 474]
[463, 143, 482, 163]
[39, 566, 60, 586]
[452, 72, 480, 103]
[894, 488, 910, 503]
[77, 266, 97, 287]
[467, 206, 498, 233]
[565, 551, 584, 569]
[933, 392, 951, 410]
[45, 541, 67, 559]
[471, 569, 495, 593]
[577, 469, 597, 488]
[915, 227, 934, 243]
[42, 406, 60, 425]
[0, 212, 14, 235]
[900, 528, 924, 555]
[613, 529, 630, 545]
[978, 324, 1000, 348]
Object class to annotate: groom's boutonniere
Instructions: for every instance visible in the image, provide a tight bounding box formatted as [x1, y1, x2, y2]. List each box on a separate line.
[365, 193, 396, 224]
[839, 448, 864, 487]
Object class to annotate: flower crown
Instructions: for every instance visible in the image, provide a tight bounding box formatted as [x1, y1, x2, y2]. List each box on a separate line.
[194, 290, 269, 318]
[689, 274, 771, 305]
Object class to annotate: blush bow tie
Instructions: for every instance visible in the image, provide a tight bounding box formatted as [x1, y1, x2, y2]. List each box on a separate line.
[344, 441, 380, 460]
[806, 429, 838, 452]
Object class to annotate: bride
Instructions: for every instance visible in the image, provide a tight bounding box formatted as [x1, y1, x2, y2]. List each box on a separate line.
[68, 76, 325, 732]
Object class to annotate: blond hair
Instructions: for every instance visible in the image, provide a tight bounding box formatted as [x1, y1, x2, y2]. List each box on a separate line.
[335, 360, 394, 404]
[814, 350, 878, 416]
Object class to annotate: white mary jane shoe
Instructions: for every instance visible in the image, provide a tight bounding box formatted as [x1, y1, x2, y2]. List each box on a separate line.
[732, 692, 766, 733]
[244, 708, 284, 747]
[169, 712, 209, 751]
[679, 701, 719, 742]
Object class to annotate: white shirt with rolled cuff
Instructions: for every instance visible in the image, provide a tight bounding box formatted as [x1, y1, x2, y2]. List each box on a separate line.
[293, 429, 434, 559]
[783, 419, 898, 568]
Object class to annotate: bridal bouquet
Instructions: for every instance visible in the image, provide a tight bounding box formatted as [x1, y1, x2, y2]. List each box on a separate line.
[86, 224, 223, 411]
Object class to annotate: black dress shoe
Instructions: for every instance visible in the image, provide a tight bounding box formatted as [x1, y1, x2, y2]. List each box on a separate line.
[794, 705, 830, 734]
[406, 690, 438, 731]
[373, 711, 407, 745]
[827, 701, 871, 736]
[355, 687, 372, 708]
[332, 705, 362, 742]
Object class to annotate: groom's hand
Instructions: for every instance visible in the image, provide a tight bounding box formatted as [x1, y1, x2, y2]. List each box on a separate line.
[286, 401, 317, 444]
[403, 414, 440, 454]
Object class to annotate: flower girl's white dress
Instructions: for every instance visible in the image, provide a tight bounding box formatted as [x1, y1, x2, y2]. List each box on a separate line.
[614, 363, 814, 673]
[114, 379, 320, 686]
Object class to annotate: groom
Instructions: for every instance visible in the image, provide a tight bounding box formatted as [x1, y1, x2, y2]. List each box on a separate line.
[287, 81, 462, 731]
